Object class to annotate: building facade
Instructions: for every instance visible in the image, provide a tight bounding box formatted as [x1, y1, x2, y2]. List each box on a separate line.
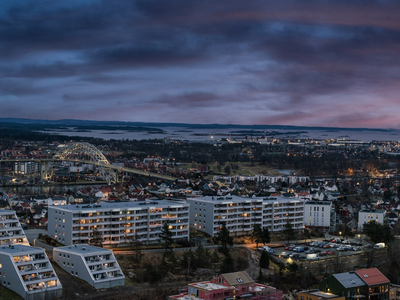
[304, 201, 335, 230]
[358, 209, 385, 231]
[53, 244, 125, 289]
[0, 209, 29, 246]
[48, 200, 190, 246]
[187, 195, 304, 237]
[0, 244, 62, 300]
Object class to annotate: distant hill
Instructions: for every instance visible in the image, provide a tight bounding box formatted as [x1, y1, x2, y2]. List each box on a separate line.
[0, 118, 392, 132]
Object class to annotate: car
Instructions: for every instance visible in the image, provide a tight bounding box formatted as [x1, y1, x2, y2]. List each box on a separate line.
[281, 252, 290, 258]
[305, 248, 315, 254]
[328, 250, 336, 255]
[293, 247, 304, 252]
[314, 248, 321, 253]
[267, 248, 276, 254]
[258, 246, 270, 252]
[337, 246, 346, 251]
[323, 244, 331, 248]
[352, 246, 361, 251]
[284, 244, 295, 250]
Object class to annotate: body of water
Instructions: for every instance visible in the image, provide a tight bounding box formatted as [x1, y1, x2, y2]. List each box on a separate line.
[37, 126, 400, 142]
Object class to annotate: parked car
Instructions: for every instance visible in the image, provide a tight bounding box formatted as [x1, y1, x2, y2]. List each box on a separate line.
[352, 246, 361, 251]
[284, 244, 295, 250]
[293, 246, 304, 252]
[305, 248, 315, 254]
[281, 251, 290, 258]
[323, 244, 331, 248]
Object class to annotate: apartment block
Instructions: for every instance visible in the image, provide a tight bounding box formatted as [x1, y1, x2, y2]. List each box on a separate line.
[48, 200, 190, 246]
[187, 195, 304, 237]
[0, 209, 29, 246]
[358, 209, 385, 230]
[53, 244, 125, 289]
[0, 244, 62, 300]
[304, 201, 336, 231]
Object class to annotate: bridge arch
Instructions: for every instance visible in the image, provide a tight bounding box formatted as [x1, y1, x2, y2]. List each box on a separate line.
[46, 142, 117, 184]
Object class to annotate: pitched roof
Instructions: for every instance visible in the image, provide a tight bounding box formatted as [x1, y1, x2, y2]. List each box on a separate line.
[333, 272, 365, 289]
[221, 271, 254, 286]
[355, 268, 390, 286]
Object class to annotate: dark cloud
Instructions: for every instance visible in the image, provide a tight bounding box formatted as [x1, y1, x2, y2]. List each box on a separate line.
[1, 0, 400, 127]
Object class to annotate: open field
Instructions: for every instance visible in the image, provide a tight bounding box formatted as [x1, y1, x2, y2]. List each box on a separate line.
[178, 161, 296, 178]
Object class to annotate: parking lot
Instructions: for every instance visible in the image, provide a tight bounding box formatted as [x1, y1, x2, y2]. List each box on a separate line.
[259, 238, 371, 263]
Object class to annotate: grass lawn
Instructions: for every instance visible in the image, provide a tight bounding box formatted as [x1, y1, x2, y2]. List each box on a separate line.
[0, 286, 23, 300]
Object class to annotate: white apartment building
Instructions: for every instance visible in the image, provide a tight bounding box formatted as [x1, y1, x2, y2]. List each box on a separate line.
[0, 209, 29, 246]
[0, 244, 62, 300]
[187, 195, 304, 237]
[304, 201, 333, 228]
[358, 209, 385, 230]
[48, 200, 190, 246]
[53, 244, 125, 289]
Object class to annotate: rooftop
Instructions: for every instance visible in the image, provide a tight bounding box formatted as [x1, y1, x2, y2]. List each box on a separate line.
[359, 209, 385, 214]
[355, 268, 390, 286]
[0, 209, 15, 215]
[0, 244, 44, 255]
[189, 282, 231, 291]
[55, 244, 112, 256]
[48, 200, 187, 212]
[300, 290, 342, 299]
[188, 195, 303, 204]
[305, 201, 333, 206]
[333, 271, 366, 288]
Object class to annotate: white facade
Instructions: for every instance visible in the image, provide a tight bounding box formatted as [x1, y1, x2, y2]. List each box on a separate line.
[0, 245, 62, 300]
[187, 195, 304, 237]
[0, 209, 29, 246]
[358, 209, 385, 230]
[53, 244, 124, 289]
[48, 200, 190, 246]
[304, 201, 333, 228]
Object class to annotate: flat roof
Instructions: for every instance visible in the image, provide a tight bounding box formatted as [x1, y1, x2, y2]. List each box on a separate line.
[0, 209, 15, 215]
[188, 195, 303, 204]
[48, 200, 188, 212]
[359, 209, 385, 214]
[0, 245, 44, 255]
[190, 282, 231, 291]
[55, 244, 112, 256]
[305, 201, 332, 206]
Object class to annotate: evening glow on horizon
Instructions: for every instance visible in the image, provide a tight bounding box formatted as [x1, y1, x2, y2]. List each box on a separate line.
[1, 0, 400, 128]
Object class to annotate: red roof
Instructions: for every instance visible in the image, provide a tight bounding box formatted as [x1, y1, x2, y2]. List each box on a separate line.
[355, 268, 390, 286]
[20, 203, 31, 208]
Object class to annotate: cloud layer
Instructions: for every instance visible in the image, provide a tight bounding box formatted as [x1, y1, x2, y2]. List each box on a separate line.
[1, 0, 400, 128]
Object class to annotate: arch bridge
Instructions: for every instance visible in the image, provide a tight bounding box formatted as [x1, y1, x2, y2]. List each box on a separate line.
[45, 142, 117, 184]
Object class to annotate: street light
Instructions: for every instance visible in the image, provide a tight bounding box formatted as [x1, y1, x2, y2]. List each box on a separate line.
[358, 234, 361, 244]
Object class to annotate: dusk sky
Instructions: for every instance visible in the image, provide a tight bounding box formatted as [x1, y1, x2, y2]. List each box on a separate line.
[1, 0, 400, 128]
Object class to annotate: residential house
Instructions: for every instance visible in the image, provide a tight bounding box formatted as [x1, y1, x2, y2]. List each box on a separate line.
[169, 271, 282, 300]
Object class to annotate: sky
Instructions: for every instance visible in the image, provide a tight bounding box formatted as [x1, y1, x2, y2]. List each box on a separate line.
[1, 0, 400, 128]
